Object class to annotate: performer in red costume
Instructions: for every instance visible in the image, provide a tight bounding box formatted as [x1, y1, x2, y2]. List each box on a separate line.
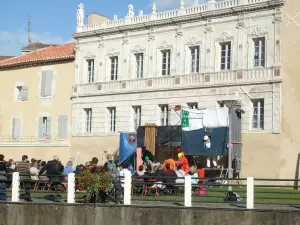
[176, 152, 190, 174]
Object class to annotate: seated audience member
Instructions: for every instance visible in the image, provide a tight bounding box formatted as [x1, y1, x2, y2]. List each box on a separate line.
[134, 165, 145, 177]
[64, 161, 74, 181]
[188, 166, 199, 185]
[196, 165, 205, 183]
[154, 165, 164, 182]
[175, 165, 186, 184]
[163, 163, 177, 189]
[30, 160, 39, 181]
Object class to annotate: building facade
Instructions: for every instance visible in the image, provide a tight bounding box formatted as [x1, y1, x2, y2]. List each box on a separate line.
[72, 0, 300, 179]
[0, 43, 75, 163]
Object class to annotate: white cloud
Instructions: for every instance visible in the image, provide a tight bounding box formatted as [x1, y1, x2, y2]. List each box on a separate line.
[154, 0, 208, 10]
[0, 29, 68, 56]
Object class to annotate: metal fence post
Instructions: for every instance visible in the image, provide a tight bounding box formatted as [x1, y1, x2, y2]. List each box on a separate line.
[12, 172, 20, 202]
[184, 176, 192, 207]
[67, 173, 75, 204]
[124, 170, 132, 205]
[247, 177, 254, 209]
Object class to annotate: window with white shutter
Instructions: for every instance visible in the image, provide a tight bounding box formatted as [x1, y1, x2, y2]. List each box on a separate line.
[110, 57, 118, 81]
[190, 46, 200, 73]
[108, 107, 116, 132]
[253, 38, 266, 67]
[57, 115, 68, 139]
[252, 99, 264, 130]
[87, 59, 94, 83]
[38, 116, 51, 139]
[162, 50, 171, 75]
[40, 70, 53, 97]
[12, 118, 21, 140]
[15, 86, 29, 101]
[84, 109, 92, 133]
[160, 105, 169, 126]
[220, 42, 231, 70]
[188, 103, 198, 109]
[133, 106, 141, 130]
[135, 53, 144, 78]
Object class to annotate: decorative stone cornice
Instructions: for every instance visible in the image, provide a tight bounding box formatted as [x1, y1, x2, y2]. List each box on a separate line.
[216, 32, 234, 42]
[84, 52, 96, 59]
[158, 40, 173, 49]
[272, 16, 282, 24]
[236, 21, 246, 29]
[249, 26, 268, 37]
[204, 26, 213, 33]
[132, 44, 146, 53]
[72, 0, 284, 39]
[186, 36, 202, 45]
[107, 48, 120, 56]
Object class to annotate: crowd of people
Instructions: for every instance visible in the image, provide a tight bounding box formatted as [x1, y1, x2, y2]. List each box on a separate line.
[0, 152, 204, 202]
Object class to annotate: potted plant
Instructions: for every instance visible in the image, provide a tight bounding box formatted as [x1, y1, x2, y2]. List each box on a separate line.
[79, 168, 113, 203]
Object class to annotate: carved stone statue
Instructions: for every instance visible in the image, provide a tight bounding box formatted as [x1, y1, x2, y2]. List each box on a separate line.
[77, 3, 84, 26]
[127, 4, 135, 17]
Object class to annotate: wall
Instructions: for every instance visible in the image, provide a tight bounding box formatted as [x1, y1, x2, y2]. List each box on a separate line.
[242, 0, 300, 180]
[0, 61, 74, 164]
[70, 136, 119, 165]
[0, 203, 299, 225]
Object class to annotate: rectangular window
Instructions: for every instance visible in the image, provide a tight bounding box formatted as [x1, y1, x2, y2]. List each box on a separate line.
[57, 115, 68, 139]
[15, 86, 29, 102]
[110, 57, 118, 81]
[12, 118, 21, 140]
[108, 107, 116, 132]
[40, 70, 53, 97]
[162, 50, 171, 76]
[87, 59, 94, 83]
[133, 106, 141, 130]
[252, 99, 264, 129]
[253, 38, 265, 67]
[190, 46, 200, 73]
[38, 116, 51, 139]
[135, 53, 144, 78]
[220, 42, 231, 70]
[188, 103, 198, 109]
[160, 105, 169, 126]
[84, 108, 92, 133]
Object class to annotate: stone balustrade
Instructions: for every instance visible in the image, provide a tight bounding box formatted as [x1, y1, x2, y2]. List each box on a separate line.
[78, 0, 277, 33]
[72, 67, 281, 97]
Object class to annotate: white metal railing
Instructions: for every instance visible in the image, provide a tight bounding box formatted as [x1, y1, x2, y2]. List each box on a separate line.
[73, 67, 280, 96]
[10, 172, 254, 208]
[0, 136, 69, 145]
[78, 0, 274, 33]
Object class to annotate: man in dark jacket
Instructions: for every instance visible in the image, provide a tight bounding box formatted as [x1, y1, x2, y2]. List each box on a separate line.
[39, 155, 64, 202]
[0, 154, 7, 201]
[16, 155, 32, 202]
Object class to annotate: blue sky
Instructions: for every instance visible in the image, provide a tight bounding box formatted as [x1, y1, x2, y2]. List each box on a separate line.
[0, 0, 206, 56]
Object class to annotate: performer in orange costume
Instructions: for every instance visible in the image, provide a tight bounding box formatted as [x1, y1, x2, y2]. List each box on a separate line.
[162, 159, 176, 171]
[176, 152, 190, 174]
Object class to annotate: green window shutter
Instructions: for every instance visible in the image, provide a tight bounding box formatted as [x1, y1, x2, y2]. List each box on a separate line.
[46, 117, 52, 138]
[21, 85, 29, 101]
[44, 70, 53, 97]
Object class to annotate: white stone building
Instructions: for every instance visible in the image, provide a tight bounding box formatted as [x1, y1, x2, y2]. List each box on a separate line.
[70, 0, 300, 180]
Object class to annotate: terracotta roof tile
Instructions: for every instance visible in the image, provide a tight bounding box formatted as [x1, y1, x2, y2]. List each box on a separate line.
[22, 42, 56, 50]
[0, 56, 15, 61]
[0, 43, 75, 68]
